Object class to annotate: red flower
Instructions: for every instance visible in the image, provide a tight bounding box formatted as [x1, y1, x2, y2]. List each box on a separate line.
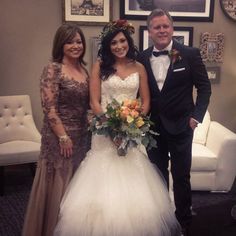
[100, 19, 135, 40]
[169, 49, 182, 65]
[115, 19, 127, 27]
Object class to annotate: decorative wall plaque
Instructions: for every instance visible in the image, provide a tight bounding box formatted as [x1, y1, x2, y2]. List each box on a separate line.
[200, 32, 224, 62]
[220, 0, 236, 22]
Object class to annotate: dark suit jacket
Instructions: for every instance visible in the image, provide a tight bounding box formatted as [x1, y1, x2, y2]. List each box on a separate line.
[137, 40, 211, 135]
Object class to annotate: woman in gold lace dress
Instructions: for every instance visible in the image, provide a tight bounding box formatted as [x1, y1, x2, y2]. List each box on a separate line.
[22, 23, 90, 236]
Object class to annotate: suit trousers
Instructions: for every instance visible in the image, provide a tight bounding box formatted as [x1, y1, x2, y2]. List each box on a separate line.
[147, 120, 194, 228]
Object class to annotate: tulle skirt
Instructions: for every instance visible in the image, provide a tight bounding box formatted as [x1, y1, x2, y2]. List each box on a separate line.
[54, 135, 181, 236]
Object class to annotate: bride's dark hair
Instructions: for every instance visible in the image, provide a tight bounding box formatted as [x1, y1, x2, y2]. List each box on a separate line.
[98, 21, 139, 80]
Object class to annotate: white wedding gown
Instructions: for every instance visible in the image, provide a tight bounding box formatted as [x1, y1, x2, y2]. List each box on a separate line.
[54, 73, 181, 236]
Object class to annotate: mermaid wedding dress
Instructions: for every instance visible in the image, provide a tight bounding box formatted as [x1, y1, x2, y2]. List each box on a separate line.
[54, 72, 181, 236]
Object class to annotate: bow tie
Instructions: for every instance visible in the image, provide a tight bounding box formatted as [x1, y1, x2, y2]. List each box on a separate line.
[153, 50, 169, 57]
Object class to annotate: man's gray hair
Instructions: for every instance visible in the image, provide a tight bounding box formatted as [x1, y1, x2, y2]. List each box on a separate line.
[147, 9, 173, 29]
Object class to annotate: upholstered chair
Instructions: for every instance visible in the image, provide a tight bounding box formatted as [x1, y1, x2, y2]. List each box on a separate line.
[191, 111, 236, 192]
[0, 95, 41, 195]
[169, 111, 236, 193]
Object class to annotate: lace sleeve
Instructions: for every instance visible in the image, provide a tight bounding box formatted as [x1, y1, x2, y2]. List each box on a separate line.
[40, 63, 63, 127]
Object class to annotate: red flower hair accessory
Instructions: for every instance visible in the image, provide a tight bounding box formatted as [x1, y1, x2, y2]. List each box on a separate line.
[100, 19, 135, 40]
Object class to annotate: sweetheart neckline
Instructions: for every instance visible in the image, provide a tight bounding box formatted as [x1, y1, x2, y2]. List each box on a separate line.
[60, 74, 88, 84]
[112, 72, 138, 81]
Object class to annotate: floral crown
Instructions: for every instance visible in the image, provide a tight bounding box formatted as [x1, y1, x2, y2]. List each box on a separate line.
[99, 19, 135, 40]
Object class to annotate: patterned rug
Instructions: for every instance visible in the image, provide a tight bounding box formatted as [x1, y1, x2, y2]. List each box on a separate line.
[0, 165, 236, 236]
[0, 165, 32, 236]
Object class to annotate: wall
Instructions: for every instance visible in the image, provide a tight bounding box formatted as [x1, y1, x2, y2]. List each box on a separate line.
[0, 0, 236, 132]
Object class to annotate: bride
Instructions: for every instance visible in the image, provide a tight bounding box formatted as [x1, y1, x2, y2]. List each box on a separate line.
[54, 20, 181, 236]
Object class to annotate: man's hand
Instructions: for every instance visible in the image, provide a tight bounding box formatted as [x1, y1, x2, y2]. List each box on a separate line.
[189, 117, 199, 130]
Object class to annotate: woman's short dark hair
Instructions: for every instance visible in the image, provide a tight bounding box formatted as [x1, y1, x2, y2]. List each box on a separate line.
[98, 28, 138, 80]
[52, 23, 86, 65]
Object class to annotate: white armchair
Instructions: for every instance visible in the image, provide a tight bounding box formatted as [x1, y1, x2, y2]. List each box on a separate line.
[191, 111, 236, 192]
[169, 111, 236, 197]
[0, 95, 41, 195]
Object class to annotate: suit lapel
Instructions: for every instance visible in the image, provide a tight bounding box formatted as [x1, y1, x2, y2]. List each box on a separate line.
[161, 40, 183, 92]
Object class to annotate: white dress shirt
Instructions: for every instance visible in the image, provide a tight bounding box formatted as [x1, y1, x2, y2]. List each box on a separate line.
[150, 41, 173, 90]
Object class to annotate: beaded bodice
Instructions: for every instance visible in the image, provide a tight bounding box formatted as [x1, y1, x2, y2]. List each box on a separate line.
[100, 72, 139, 111]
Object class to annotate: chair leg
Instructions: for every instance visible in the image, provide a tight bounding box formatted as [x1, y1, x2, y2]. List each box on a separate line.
[29, 163, 36, 176]
[0, 166, 4, 196]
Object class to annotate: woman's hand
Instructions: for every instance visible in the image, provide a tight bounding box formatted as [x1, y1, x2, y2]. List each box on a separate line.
[97, 113, 107, 124]
[59, 135, 73, 158]
[87, 109, 94, 125]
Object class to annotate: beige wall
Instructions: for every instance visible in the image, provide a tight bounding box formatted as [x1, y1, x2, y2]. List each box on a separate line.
[1, 0, 236, 132]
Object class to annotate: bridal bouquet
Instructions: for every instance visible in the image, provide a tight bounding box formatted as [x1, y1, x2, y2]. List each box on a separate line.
[89, 99, 158, 156]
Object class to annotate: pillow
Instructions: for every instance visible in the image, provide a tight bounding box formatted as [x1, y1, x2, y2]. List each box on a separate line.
[193, 111, 211, 145]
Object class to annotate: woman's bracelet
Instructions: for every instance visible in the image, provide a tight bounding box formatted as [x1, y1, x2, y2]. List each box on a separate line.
[58, 134, 70, 144]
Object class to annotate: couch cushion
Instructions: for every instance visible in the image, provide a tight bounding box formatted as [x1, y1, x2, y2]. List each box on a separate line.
[193, 111, 210, 145]
[191, 143, 217, 171]
[0, 141, 40, 165]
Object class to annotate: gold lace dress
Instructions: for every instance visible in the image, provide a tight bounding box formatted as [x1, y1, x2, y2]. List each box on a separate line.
[22, 62, 90, 236]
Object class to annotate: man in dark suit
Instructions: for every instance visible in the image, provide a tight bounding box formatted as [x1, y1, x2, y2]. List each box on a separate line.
[137, 9, 211, 235]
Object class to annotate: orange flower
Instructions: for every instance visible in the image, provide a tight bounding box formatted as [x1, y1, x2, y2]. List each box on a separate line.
[123, 99, 131, 107]
[130, 110, 139, 118]
[120, 107, 130, 119]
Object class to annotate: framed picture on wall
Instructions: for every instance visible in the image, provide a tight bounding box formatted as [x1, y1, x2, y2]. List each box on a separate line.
[207, 66, 220, 84]
[172, 26, 193, 46]
[139, 26, 193, 51]
[199, 32, 224, 63]
[120, 0, 214, 22]
[62, 0, 111, 25]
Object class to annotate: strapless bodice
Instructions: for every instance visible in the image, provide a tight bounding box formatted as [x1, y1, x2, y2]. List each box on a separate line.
[101, 72, 139, 111]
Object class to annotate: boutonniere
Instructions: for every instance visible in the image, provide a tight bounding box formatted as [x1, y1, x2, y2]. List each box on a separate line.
[168, 49, 182, 68]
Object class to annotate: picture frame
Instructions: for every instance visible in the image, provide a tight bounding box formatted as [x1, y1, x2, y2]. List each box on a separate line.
[199, 32, 224, 63]
[62, 0, 111, 25]
[120, 0, 214, 22]
[139, 26, 193, 51]
[220, 0, 236, 22]
[206, 66, 220, 84]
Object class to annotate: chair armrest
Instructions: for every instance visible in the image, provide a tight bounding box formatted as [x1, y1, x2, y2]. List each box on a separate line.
[29, 124, 41, 143]
[206, 121, 236, 191]
[206, 121, 236, 155]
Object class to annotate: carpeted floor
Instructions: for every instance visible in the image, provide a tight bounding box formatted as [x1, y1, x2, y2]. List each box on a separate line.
[0, 165, 236, 236]
[0, 165, 32, 236]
